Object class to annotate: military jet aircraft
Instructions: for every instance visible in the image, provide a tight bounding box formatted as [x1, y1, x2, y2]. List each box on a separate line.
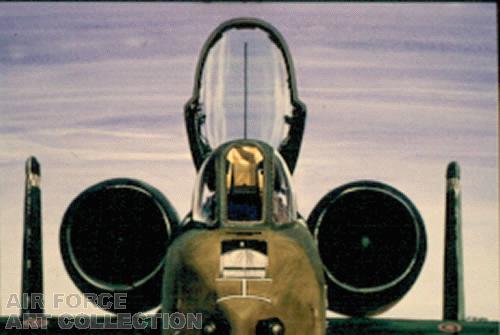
[1, 17, 498, 335]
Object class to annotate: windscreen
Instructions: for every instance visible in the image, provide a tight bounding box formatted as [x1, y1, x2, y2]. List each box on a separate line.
[199, 27, 292, 148]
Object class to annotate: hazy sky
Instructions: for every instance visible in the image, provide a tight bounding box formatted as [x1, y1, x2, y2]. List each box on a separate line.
[0, 3, 497, 320]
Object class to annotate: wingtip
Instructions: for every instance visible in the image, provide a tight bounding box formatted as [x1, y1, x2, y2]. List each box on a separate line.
[446, 161, 460, 179]
[26, 156, 40, 177]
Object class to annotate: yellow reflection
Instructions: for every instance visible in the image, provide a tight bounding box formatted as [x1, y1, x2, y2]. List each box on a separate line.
[226, 145, 264, 192]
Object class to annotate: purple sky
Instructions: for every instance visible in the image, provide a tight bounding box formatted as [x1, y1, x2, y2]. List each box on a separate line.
[0, 3, 497, 319]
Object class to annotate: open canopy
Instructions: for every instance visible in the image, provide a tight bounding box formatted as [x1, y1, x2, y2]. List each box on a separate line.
[199, 25, 291, 148]
[185, 18, 306, 174]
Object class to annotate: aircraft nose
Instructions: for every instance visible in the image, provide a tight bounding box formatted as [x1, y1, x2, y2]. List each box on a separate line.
[217, 299, 279, 335]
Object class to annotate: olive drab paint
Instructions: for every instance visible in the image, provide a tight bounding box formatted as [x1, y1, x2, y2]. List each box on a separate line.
[162, 140, 326, 335]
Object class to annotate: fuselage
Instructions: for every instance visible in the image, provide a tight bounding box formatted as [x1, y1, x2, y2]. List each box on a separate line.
[162, 140, 326, 335]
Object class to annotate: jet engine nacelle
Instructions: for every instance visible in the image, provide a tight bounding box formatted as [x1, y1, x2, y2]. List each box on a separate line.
[308, 181, 426, 317]
[60, 178, 179, 313]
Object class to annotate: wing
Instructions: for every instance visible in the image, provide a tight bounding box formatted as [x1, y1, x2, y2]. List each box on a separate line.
[327, 318, 499, 335]
[1, 316, 498, 334]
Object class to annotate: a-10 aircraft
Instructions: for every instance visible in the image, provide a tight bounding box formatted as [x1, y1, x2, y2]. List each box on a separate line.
[1, 17, 498, 335]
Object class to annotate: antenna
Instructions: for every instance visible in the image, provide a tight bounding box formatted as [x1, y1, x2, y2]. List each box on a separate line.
[243, 41, 248, 139]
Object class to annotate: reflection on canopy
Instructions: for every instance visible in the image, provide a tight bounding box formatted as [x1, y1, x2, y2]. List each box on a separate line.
[199, 27, 292, 148]
[225, 145, 264, 191]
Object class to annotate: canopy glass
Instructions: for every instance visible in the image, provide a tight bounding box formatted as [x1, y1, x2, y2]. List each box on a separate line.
[199, 27, 293, 148]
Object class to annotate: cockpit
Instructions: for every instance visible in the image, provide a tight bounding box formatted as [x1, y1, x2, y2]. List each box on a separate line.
[186, 19, 302, 228]
[192, 140, 297, 227]
[225, 145, 264, 221]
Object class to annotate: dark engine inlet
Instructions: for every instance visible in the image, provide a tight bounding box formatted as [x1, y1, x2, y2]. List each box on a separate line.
[308, 180, 426, 316]
[60, 178, 178, 313]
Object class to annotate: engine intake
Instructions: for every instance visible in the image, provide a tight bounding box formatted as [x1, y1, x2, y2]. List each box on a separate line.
[307, 180, 426, 316]
[60, 178, 178, 313]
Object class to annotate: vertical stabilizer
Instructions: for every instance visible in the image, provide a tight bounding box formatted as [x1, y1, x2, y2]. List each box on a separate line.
[443, 161, 465, 320]
[21, 156, 44, 317]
